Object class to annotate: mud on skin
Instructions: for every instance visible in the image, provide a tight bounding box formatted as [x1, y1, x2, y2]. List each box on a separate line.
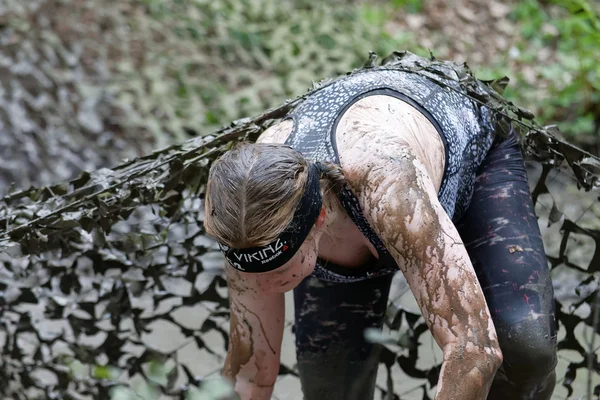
[343, 139, 502, 398]
[222, 267, 283, 393]
[223, 310, 254, 380]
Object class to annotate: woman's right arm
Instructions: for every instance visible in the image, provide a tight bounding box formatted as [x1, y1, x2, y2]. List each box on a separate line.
[223, 267, 285, 400]
[346, 141, 503, 399]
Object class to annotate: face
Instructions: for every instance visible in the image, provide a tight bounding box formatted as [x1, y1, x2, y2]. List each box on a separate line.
[233, 206, 327, 293]
[248, 235, 319, 293]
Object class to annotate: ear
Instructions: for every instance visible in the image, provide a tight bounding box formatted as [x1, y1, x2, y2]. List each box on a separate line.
[315, 205, 327, 228]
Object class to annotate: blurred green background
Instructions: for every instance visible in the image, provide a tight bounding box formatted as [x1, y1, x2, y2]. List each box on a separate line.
[1, 0, 598, 194]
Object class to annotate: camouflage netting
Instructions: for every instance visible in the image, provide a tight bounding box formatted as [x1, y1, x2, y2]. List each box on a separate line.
[0, 50, 599, 399]
[0, 0, 386, 195]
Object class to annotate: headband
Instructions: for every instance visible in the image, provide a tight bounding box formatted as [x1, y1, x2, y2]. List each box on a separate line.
[219, 163, 323, 273]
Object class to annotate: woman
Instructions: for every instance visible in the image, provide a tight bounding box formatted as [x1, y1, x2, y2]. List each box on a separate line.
[204, 52, 557, 400]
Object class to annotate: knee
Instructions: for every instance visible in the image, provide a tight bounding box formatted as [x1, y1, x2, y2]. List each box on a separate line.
[505, 340, 556, 381]
[497, 320, 557, 381]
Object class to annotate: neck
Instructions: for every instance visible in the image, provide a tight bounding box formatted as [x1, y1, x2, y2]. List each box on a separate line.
[314, 190, 379, 265]
[316, 191, 347, 244]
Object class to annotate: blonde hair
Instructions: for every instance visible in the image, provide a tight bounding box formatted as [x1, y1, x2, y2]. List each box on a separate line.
[204, 142, 344, 248]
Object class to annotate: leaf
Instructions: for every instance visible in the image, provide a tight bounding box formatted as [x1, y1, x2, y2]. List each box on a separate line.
[166, 364, 179, 389]
[574, 275, 595, 297]
[80, 216, 95, 233]
[195, 378, 235, 400]
[580, 156, 600, 173]
[548, 202, 564, 226]
[93, 229, 106, 247]
[364, 328, 397, 346]
[93, 365, 112, 380]
[483, 76, 510, 94]
[49, 219, 81, 230]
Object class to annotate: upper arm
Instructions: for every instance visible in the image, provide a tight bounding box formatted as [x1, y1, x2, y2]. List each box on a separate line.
[224, 267, 285, 387]
[349, 145, 499, 355]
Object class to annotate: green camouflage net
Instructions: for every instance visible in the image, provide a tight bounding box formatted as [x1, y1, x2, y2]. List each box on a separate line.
[0, 0, 384, 195]
[0, 49, 599, 399]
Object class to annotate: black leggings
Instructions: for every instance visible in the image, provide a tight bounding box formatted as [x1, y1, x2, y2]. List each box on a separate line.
[293, 132, 558, 400]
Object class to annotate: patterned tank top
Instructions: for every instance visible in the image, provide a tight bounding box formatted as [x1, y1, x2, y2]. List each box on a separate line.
[285, 66, 497, 283]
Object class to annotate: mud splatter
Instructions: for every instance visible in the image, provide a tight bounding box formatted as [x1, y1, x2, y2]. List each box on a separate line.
[341, 135, 502, 397]
[222, 310, 254, 380]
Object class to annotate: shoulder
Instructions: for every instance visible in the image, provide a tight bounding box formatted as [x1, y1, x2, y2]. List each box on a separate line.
[342, 140, 429, 212]
[333, 96, 444, 235]
[256, 119, 294, 144]
[335, 96, 424, 186]
[335, 95, 445, 194]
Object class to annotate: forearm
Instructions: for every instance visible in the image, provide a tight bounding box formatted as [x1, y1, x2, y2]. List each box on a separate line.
[223, 351, 278, 400]
[222, 367, 275, 400]
[435, 351, 500, 400]
[233, 379, 274, 400]
[223, 276, 284, 400]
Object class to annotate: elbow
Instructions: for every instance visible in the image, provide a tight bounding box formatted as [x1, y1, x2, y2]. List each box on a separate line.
[436, 344, 503, 399]
[470, 343, 503, 380]
[486, 344, 503, 375]
[444, 342, 503, 381]
[224, 350, 281, 388]
[476, 344, 503, 379]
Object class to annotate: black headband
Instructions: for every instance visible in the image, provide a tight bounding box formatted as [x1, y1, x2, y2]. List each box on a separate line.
[219, 163, 323, 273]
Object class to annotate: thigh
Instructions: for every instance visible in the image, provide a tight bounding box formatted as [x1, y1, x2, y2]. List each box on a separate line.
[294, 270, 393, 400]
[456, 131, 557, 382]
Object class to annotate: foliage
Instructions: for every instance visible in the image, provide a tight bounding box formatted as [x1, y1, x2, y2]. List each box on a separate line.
[505, 0, 600, 141]
[1, 0, 597, 196]
[361, 0, 600, 144]
[109, 371, 236, 400]
[0, 0, 396, 195]
[0, 50, 598, 399]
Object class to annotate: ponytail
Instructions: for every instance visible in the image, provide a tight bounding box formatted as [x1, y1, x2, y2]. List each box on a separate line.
[314, 161, 346, 194]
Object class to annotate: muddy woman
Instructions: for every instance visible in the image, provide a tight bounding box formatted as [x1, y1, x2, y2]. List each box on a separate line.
[204, 52, 557, 400]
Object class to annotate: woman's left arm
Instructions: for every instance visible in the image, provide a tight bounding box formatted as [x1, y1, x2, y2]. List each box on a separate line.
[348, 145, 503, 400]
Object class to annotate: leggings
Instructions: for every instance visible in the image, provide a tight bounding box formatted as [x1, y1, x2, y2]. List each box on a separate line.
[293, 132, 558, 400]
